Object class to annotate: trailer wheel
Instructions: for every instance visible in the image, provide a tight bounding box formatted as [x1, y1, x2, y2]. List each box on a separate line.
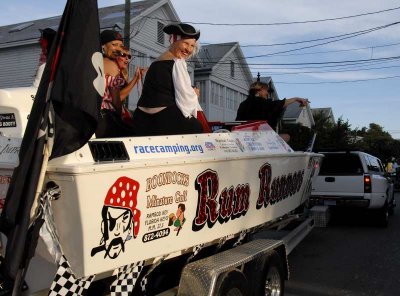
[215, 270, 248, 296]
[249, 251, 285, 296]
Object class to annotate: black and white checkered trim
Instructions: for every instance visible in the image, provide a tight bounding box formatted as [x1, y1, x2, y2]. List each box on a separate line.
[233, 230, 248, 247]
[48, 255, 95, 296]
[139, 256, 167, 293]
[110, 260, 145, 296]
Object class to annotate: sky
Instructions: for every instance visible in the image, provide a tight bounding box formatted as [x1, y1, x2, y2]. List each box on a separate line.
[0, 0, 399, 139]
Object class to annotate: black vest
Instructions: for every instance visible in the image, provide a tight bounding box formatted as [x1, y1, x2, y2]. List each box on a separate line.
[138, 60, 176, 108]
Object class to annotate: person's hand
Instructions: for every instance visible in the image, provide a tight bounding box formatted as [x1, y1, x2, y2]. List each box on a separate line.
[139, 67, 148, 77]
[134, 67, 147, 80]
[193, 86, 200, 97]
[294, 97, 310, 107]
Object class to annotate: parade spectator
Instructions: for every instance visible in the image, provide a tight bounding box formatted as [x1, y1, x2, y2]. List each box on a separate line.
[393, 159, 398, 171]
[386, 160, 394, 173]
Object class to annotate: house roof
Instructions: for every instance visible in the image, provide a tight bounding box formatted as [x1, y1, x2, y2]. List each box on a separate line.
[0, 0, 163, 48]
[259, 76, 272, 84]
[196, 42, 238, 70]
[258, 76, 280, 100]
[283, 102, 315, 126]
[283, 103, 303, 119]
[196, 42, 253, 82]
[312, 107, 335, 121]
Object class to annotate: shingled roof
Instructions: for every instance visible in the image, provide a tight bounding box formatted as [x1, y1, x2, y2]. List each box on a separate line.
[196, 42, 238, 70]
[0, 0, 162, 48]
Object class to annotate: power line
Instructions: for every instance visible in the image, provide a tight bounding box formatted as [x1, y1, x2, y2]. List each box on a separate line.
[248, 59, 400, 70]
[256, 42, 400, 57]
[146, 6, 400, 26]
[252, 64, 400, 76]
[274, 75, 400, 84]
[237, 21, 400, 59]
[192, 54, 400, 66]
[238, 23, 400, 48]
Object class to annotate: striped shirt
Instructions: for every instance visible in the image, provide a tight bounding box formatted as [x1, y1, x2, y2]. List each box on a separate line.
[101, 73, 126, 110]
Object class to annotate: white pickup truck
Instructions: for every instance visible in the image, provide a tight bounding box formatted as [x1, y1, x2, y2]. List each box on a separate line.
[311, 150, 395, 227]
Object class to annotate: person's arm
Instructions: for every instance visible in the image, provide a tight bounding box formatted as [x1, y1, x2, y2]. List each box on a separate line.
[172, 59, 202, 118]
[120, 67, 147, 100]
[283, 97, 310, 108]
[32, 63, 46, 88]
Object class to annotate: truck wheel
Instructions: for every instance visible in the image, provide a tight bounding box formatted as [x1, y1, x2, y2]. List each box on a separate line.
[376, 204, 389, 227]
[388, 192, 395, 215]
[215, 270, 248, 296]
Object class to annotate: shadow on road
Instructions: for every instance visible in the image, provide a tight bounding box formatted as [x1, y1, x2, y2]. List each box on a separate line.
[328, 207, 385, 228]
[286, 194, 400, 296]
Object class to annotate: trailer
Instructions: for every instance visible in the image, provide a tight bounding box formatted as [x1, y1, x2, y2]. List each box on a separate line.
[0, 87, 322, 295]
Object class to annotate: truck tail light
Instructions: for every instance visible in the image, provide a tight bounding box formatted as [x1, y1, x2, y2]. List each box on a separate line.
[364, 174, 371, 193]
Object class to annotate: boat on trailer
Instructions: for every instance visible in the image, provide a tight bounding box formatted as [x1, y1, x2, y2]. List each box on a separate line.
[0, 86, 322, 292]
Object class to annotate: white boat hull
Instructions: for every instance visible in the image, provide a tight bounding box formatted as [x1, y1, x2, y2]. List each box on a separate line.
[44, 131, 321, 278]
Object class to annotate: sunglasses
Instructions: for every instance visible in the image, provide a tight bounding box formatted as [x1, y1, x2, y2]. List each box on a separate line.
[120, 52, 132, 59]
[114, 51, 132, 59]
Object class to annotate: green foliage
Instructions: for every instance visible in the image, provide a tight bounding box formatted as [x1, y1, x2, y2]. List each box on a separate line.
[282, 110, 400, 162]
[280, 123, 313, 151]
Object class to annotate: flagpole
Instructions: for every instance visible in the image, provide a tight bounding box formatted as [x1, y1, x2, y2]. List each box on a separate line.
[124, 0, 131, 107]
[13, 112, 53, 296]
[29, 110, 54, 221]
[0, 1, 102, 294]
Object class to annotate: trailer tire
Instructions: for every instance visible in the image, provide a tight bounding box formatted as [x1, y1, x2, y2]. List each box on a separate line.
[215, 270, 248, 296]
[251, 251, 285, 296]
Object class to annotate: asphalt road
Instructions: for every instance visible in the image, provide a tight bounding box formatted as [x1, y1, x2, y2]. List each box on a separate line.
[285, 192, 400, 296]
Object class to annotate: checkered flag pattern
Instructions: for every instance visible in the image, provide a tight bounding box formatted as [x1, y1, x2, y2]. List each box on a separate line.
[110, 260, 145, 296]
[140, 256, 167, 293]
[48, 255, 95, 296]
[186, 243, 205, 263]
[216, 235, 229, 251]
[233, 230, 248, 247]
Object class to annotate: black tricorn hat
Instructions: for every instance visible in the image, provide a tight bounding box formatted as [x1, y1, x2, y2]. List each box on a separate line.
[40, 28, 56, 40]
[163, 23, 200, 40]
[39, 28, 56, 53]
[100, 29, 123, 45]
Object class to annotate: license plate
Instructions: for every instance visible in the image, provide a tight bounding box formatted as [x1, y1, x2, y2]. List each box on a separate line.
[324, 200, 336, 206]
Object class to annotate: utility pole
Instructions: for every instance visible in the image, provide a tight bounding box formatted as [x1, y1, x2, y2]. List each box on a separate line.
[124, 0, 131, 48]
[124, 0, 131, 106]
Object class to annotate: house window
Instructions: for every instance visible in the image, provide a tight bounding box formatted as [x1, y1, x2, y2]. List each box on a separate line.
[235, 93, 245, 110]
[218, 84, 224, 107]
[230, 61, 235, 78]
[196, 81, 206, 104]
[211, 83, 218, 105]
[211, 82, 224, 106]
[157, 22, 165, 44]
[226, 88, 235, 110]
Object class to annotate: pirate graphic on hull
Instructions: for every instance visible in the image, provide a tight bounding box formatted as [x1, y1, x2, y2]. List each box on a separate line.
[91, 176, 141, 259]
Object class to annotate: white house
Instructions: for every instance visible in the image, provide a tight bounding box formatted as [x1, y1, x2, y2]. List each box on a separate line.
[311, 107, 336, 124]
[258, 76, 314, 129]
[0, 0, 314, 129]
[0, 0, 182, 110]
[283, 103, 315, 128]
[194, 42, 253, 121]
